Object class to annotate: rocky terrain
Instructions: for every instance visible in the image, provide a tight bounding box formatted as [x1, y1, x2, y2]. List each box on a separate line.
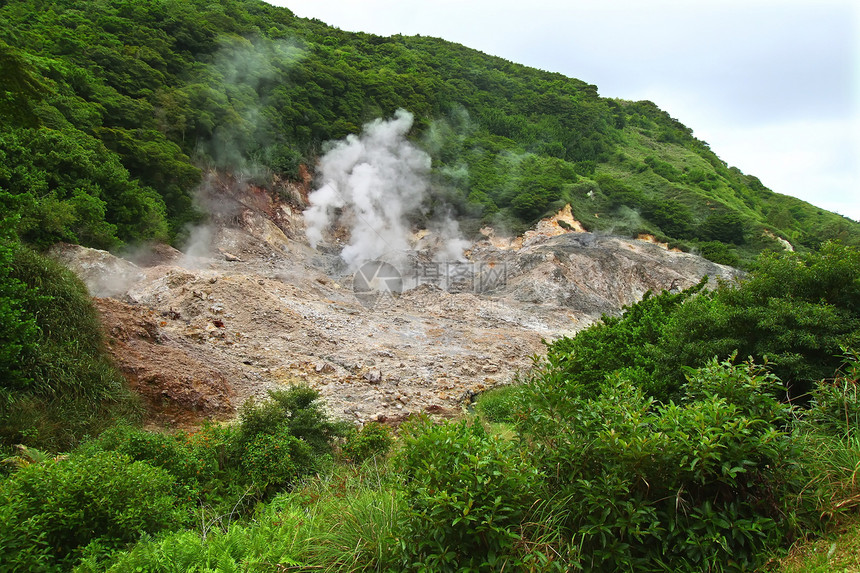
[51, 179, 741, 428]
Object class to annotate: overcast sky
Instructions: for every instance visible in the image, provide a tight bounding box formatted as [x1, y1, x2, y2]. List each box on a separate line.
[269, 0, 859, 221]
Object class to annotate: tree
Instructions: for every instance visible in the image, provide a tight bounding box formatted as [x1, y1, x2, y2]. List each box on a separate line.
[699, 211, 746, 244]
[0, 40, 49, 127]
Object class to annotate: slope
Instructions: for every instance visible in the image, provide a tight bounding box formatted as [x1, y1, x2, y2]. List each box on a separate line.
[0, 0, 856, 265]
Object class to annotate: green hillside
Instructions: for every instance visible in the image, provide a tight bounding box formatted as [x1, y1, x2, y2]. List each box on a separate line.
[3, 4, 860, 569]
[1, 0, 857, 264]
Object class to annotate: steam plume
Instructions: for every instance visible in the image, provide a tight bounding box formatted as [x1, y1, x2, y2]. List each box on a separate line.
[180, 36, 303, 264]
[304, 109, 468, 270]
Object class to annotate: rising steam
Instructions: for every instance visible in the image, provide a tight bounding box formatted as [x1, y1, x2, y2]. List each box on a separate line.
[304, 109, 468, 270]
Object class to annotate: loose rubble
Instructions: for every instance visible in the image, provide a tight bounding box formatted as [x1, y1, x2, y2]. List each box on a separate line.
[53, 188, 741, 428]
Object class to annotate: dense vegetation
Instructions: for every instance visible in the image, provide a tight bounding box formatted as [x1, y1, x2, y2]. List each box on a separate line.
[1, 245, 858, 571]
[2, 1, 860, 570]
[1, 0, 857, 259]
[0, 222, 139, 453]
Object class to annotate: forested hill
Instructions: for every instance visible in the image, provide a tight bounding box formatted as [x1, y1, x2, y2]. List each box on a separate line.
[1, 0, 857, 265]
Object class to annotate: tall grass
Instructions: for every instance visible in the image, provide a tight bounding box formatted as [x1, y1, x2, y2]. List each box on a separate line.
[795, 430, 860, 520]
[84, 458, 404, 572]
[284, 459, 403, 572]
[474, 384, 520, 423]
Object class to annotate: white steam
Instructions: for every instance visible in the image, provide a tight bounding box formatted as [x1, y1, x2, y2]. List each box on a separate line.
[304, 109, 468, 270]
[179, 37, 304, 265]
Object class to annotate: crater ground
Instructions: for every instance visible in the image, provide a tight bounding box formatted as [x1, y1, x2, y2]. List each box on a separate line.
[52, 182, 740, 428]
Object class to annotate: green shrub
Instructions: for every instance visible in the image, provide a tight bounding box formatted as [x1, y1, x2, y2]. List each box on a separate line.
[81, 425, 215, 493]
[0, 451, 185, 569]
[238, 386, 346, 457]
[697, 240, 741, 266]
[516, 358, 805, 572]
[662, 243, 860, 399]
[536, 280, 707, 402]
[682, 352, 791, 423]
[341, 422, 394, 463]
[396, 417, 540, 571]
[540, 243, 860, 406]
[186, 421, 239, 478]
[244, 429, 310, 489]
[232, 387, 348, 495]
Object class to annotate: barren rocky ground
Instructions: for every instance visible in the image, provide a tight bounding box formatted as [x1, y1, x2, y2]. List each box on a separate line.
[52, 180, 740, 428]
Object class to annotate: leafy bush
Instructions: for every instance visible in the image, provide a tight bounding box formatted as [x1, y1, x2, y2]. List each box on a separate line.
[540, 280, 707, 401]
[663, 243, 860, 398]
[396, 417, 540, 571]
[238, 386, 346, 456]
[244, 429, 310, 489]
[341, 421, 394, 463]
[81, 425, 215, 494]
[516, 358, 805, 572]
[232, 387, 348, 494]
[697, 240, 741, 266]
[0, 451, 185, 569]
[541, 243, 860, 403]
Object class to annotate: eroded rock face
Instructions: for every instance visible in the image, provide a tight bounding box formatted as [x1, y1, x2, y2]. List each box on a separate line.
[49, 243, 145, 298]
[472, 232, 738, 316]
[94, 298, 235, 428]
[53, 193, 741, 427]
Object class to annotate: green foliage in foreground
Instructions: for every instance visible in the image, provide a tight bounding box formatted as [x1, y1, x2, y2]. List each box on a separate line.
[0, 387, 348, 571]
[518, 357, 805, 571]
[0, 229, 139, 453]
[396, 417, 542, 571]
[0, 451, 185, 571]
[78, 424, 216, 498]
[3, 355, 858, 572]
